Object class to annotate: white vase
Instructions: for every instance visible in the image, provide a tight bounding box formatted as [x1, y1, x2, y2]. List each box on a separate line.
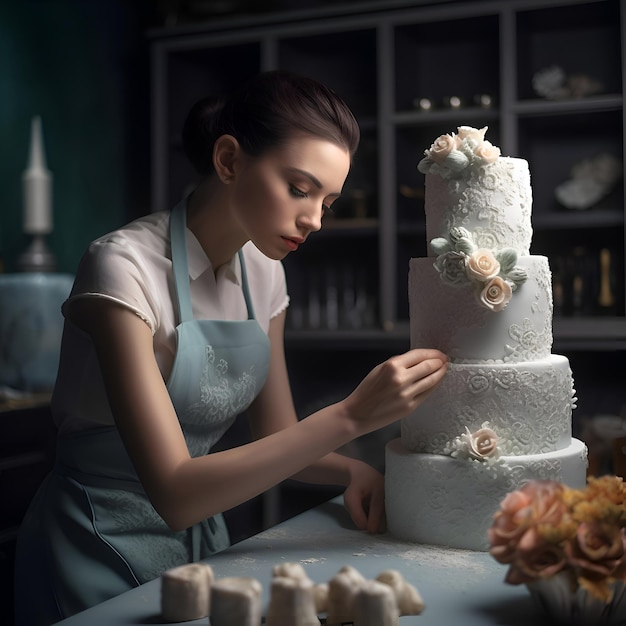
[527, 572, 626, 626]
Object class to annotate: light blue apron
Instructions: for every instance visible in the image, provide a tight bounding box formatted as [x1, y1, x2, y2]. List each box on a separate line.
[14, 200, 270, 624]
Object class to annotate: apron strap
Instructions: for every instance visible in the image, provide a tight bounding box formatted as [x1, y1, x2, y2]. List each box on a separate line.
[170, 199, 257, 324]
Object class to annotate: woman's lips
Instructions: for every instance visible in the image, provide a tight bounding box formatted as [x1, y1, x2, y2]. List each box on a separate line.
[282, 236, 304, 251]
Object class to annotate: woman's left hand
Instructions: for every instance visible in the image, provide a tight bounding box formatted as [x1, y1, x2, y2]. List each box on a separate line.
[343, 461, 386, 534]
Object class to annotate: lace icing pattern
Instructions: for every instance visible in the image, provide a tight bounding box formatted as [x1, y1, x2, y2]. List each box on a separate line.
[402, 361, 576, 455]
[430, 159, 532, 256]
[417, 455, 566, 547]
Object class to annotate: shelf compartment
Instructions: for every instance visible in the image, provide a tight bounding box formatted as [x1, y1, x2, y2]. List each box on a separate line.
[276, 28, 378, 119]
[516, 0, 622, 101]
[394, 13, 499, 113]
[282, 235, 379, 334]
[518, 108, 624, 217]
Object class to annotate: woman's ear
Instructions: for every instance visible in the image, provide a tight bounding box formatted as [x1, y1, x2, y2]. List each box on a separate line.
[213, 134, 240, 184]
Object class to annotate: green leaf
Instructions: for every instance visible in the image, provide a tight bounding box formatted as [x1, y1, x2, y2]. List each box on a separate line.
[497, 248, 518, 273]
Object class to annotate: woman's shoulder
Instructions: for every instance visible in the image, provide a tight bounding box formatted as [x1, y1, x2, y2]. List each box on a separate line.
[91, 210, 171, 251]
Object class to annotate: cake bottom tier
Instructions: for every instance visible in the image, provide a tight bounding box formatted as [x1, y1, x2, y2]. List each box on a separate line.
[385, 437, 588, 551]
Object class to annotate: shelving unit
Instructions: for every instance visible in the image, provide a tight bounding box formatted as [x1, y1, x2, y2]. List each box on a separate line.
[149, 0, 626, 353]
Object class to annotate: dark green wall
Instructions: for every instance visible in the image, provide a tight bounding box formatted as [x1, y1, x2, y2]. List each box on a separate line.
[0, 0, 150, 274]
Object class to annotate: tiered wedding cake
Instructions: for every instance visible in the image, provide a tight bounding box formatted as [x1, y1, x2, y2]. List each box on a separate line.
[385, 126, 588, 551]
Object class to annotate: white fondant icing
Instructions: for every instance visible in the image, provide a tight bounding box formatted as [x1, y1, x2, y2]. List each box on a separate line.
[401, 356, 576, 456]
[386, 127, 588, 553]
[409, 256, 553, 363]
[425, 157, 533, 257]
[385, 437, 588, 551]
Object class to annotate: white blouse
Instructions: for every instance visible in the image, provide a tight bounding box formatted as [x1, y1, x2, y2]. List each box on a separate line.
[51, 210, 289, 435]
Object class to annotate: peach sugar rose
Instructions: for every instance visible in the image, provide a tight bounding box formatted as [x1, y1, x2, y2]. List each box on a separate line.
[427, 133, 459, 163]
[466, 249, 501, 281]
[479, 276, 512, 312]
[468, 426, 499, 459]
[474, 140, 501, 164]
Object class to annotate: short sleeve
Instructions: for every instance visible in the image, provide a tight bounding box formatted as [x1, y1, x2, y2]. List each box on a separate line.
[63, 234, 163, 334]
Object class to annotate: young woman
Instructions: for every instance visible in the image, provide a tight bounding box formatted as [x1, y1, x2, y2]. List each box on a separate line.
[14, 70, 448, 624]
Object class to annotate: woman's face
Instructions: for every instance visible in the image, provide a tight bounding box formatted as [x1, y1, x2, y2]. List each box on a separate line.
[229, 135, 350, 260]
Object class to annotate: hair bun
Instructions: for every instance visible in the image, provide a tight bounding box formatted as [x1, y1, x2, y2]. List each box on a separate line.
[182, 96, 224, 175]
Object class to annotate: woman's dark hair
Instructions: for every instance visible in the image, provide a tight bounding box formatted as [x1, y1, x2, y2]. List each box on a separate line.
[182, 70, 360, 176]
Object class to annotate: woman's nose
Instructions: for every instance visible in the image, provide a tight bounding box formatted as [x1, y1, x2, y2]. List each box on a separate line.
[297, 204, 323, 233]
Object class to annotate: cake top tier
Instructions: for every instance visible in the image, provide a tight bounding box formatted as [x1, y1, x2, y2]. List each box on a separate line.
[417, 126, 533, 256]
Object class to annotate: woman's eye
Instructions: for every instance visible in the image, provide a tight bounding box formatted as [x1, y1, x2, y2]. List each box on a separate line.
[289, 185, 308, 199]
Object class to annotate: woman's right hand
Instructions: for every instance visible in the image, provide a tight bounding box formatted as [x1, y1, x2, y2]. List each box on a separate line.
[341, 348, 448, 436]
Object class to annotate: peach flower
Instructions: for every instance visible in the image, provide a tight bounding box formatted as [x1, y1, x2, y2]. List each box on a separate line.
[474, 140, 501, 164]
[505, 528, 568, 584]
[468, 426, 499, 459]
[427, 133, 458, 163]
[466, 249, 501, 281]
[566, 523, 626, 580]
[479, 276, 512, 312]
[456, 125, 488, 144]
[489, 481, 569, 564]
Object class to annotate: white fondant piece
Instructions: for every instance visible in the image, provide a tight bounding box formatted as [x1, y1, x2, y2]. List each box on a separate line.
[160, 562, 213, 622]
[409, 256, 553, 363]
[272, 562, 309, 581]
[326, 570, 362, 624]
[352, 580, 399, 626]
[385, 437, 588, 551]
[401, 355, 576, 456]
[313, 582, 329, 613]
[424, 157, 533, 256]
[210, 577, 262, 626]
[375, 570, 425, 616]
[337, 564, 366, 586]
[266, 577, 321, 626]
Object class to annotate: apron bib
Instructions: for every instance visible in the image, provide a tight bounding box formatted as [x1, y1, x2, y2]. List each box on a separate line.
[15, 200, 270, 624]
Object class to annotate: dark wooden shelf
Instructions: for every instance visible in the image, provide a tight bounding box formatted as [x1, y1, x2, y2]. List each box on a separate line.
[533, 210, 624, 230]
[513, 94, 623, 117]
[393, 106, 500, 127]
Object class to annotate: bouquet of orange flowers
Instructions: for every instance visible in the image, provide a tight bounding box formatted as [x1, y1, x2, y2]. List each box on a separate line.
[489, 476, 626, 603]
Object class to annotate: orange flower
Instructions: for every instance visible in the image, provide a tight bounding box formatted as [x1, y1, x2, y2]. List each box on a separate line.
[566, 523, 626, 578]
[505, 527, 567, 584]
[491, 477, 626, 603]
[489, 481, 569, 564]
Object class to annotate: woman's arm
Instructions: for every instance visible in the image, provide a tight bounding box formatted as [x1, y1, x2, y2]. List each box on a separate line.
[246, 311, 394, 532]
[68, 298, 447, 532]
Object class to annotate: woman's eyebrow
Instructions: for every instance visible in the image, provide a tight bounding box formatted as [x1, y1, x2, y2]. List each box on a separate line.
[287, 167, 342, 197]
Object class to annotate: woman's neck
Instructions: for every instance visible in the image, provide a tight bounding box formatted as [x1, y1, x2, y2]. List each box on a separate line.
[185, 178, 247, 272]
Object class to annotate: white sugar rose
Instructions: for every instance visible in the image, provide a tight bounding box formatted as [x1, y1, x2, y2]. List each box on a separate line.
[468, 426, 499, 459]
[456, 126, 488, 144]
[479, 276, 512, 312]
[466, 249, 500, 281]
[427, 133, 458, 163]
[435, 251, 468, 286]
[474, 140, 501, 164]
